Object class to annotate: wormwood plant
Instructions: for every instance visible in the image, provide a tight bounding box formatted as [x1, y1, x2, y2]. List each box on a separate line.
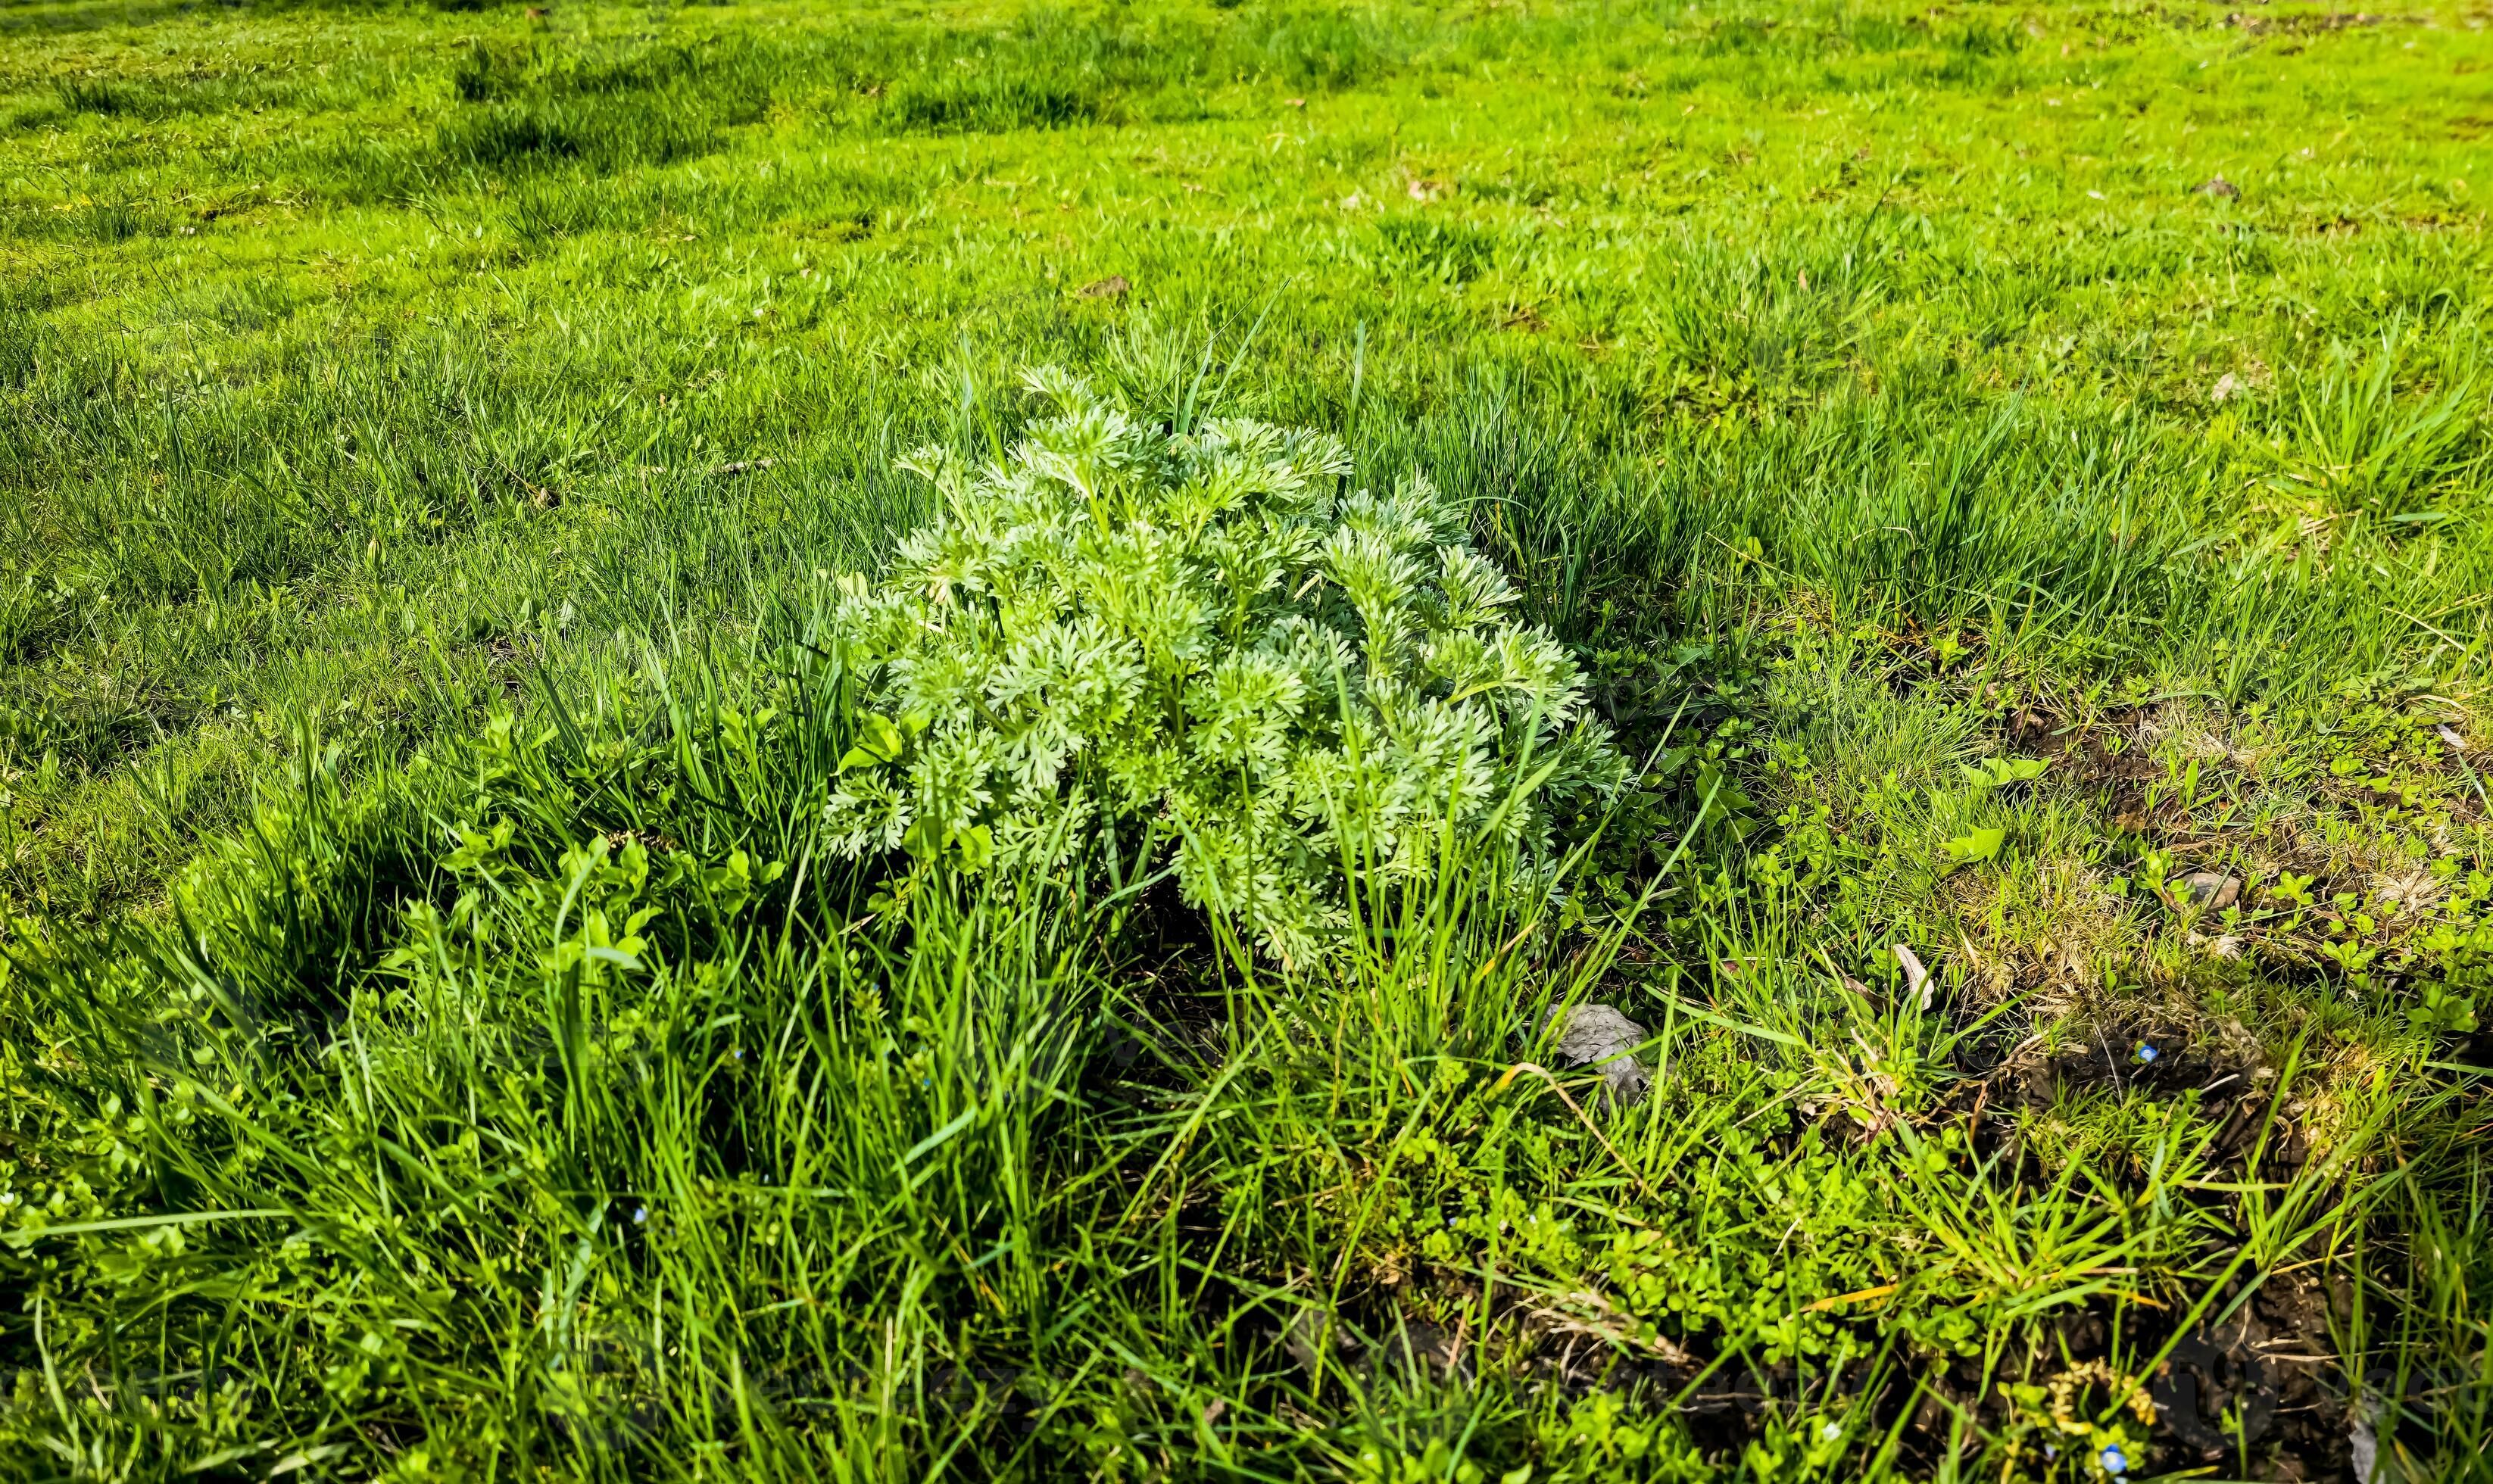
[821, 368, 1624, 965]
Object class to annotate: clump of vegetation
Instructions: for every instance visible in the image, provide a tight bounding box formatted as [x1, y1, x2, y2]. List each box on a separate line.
[822, 369, 1621, 965]
[2279, 327, 2484, 519]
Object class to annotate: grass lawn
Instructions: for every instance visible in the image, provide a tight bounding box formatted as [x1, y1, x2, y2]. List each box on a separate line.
[2, 0, 2490, 1476]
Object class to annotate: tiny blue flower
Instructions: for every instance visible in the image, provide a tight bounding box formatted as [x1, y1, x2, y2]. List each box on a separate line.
[632, 1205, 648, 1225]
[2044, 1445, 2058, 1460]
[2100, 1444, 2127, 1475]
[2134, 1042, 2158, 1063]
[1819, 1422, 1841, 1442]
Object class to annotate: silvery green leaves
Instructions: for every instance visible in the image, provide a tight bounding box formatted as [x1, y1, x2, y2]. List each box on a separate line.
[822, 368, 1625, 968]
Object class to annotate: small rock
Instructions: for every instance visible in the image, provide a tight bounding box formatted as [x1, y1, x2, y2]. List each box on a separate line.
[1075, 274, 1130, 299]
[2158, 870, 2241, 912]
[1282, 1306, 1345, 1379]
[1387, 1320, 1461, 1379]
[1892, 943, 1932, 1009]
[2196, 176, 2239, 198]
[1540, 1002, 1650, 1108]
[2350, 1395, 2381, 1482]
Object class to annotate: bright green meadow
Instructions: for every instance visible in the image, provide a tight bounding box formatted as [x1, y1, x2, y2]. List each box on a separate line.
[2, 0, 2491, 1477]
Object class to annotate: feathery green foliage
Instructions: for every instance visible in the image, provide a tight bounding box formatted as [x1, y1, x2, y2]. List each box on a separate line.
[825, 370, 1620, 965]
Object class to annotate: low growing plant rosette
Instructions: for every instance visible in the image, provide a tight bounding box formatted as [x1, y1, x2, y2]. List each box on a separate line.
[819, 367, 1626, 967]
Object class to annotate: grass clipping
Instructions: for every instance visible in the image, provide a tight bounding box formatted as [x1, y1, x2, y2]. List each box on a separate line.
[821, 368, 1625, 967]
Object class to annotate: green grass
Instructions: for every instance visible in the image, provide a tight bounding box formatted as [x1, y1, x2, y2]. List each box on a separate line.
[1, 0, 2490, 1476]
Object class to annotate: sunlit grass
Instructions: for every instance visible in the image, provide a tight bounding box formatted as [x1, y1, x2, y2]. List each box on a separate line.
[0, 0, 2488, 1476]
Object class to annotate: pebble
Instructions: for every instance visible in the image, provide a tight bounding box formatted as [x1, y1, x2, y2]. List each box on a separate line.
[1540, 1002, 1651, 1109]
[2158, 869, 2240, 912]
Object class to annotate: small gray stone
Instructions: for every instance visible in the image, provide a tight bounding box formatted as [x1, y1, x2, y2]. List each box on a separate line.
[2350, 1393, 2382, 1483]
[1892, 943, 1931, 1009]
[2159, 870, 2241, 912]
[1540, 1002, 1650, 1108]
[1281, 1306, 1345, 1380]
